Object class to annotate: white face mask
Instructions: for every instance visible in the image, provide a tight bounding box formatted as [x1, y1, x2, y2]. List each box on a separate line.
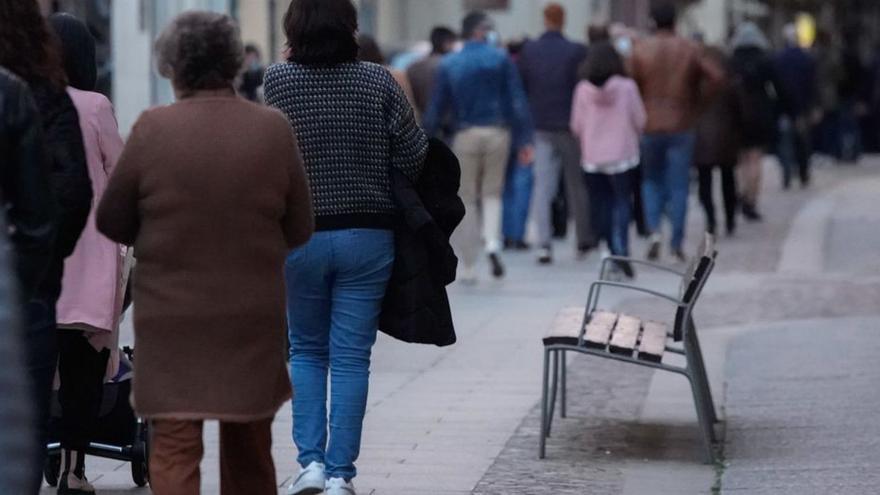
[614, 37, 632, 57]
[486, 30, 500, 47]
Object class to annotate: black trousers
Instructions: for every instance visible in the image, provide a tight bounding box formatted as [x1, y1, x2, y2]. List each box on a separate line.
[24, 300, 58, 495]
[697, 164, 738, 234]
[631, 164, 649, 237]
[57, 330, 109, 452]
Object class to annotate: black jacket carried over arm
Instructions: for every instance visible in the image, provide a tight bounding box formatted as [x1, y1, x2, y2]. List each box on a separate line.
[380, 138, 465, 346]
[29, 81, 91, 302]
[0, 69, 57, 299]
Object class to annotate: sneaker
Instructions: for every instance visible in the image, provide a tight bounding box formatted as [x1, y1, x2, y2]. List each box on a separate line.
[58, 474, 96, 495]
[576, 242, 597, 260]
[672, 249, 688, 263]
[615, 260, 635, 279]
[488, 252, 505, 279]
[326, 477, 356, 495]
[458, 265, 477, 285]
[287, 461, 326, 495]
[646, 234, 661, 261]
[503, 239, 531, 251]
[741, 203, 763, 222]
[537, 246, 552, 265]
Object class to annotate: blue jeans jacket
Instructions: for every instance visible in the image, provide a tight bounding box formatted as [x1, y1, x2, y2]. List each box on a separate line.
[423, 41, 533, 149]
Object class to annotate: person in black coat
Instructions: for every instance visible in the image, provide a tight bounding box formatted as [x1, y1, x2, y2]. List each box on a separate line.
[730, 22, 781, 222]
[0, 66, 54, 495]
[0, 2, 92, 492]
[693, 47, 744, 237]
[380, 139, 465, 347]
[0, 68, 57, 298]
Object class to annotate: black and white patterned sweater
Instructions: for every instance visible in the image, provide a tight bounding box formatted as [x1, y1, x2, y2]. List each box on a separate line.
[264, 61, 427, 231]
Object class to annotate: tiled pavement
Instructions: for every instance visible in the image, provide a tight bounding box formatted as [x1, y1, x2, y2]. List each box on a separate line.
[41, 156, 880, 494]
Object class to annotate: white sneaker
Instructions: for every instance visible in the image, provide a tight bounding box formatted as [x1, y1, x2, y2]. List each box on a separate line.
[325, 477, 356, 495]
[287, 461, 326, 495]
[458, 264, 477, 285]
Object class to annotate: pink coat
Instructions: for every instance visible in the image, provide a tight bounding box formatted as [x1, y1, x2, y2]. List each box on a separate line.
[570, 76, 646, 171]
[56, 88, 125, 352]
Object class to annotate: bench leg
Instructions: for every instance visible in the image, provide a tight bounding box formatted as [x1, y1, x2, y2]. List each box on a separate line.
[560, 351, 567, 419]
[687, 328, 718, 424]
[547, 350, 560, 436]
[687, 318, 718, 423]
[539, 348, 551, 459]
[687, 373, 717, 464]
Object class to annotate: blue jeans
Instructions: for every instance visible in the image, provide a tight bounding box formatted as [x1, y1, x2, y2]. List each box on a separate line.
[285, 229, 394, 481]
[502, 157, 533, 242]
[641, 132, 695, 250]
[584, 170, 635, 256]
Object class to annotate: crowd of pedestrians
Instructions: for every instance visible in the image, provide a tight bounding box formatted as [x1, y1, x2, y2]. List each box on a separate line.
[0, 0, 875, 494]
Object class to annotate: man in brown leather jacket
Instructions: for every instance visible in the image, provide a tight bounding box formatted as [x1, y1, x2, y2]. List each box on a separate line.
[631, 3, 722, 261]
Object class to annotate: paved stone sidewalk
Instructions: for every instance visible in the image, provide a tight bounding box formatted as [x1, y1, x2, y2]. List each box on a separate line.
[721, 317, 880, 495]
[40, 157, 880, 494]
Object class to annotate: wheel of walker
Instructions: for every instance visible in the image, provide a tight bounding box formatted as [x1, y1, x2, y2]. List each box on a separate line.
[131, 440, 149, 487]
[44, 453, 61, 487]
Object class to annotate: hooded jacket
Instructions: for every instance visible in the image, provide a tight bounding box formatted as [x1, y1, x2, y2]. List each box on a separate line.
[730, 22, 782, 149]
[570, 75, 646, 171]
[51, 13, 127, 360]
[49, 14, 97, 92]
[24, 76, 92, 306]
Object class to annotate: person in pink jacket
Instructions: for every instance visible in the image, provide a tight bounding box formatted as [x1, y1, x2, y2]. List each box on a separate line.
[570, 41, 646, 278]
[50, 14, 126, 494]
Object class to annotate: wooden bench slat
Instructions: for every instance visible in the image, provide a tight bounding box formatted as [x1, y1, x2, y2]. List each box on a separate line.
[609, 315, 641, 355]
[542, 307, 585, 345]
[638, 320, 668, 363]
[584, 310, 617, 348]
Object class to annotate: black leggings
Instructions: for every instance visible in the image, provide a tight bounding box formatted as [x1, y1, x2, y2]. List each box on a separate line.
[697, 165, 737, 233]
[58, 331, 109, 452]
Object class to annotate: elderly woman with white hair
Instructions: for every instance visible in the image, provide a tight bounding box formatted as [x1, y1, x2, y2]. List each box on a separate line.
[96, 11, 314, 494]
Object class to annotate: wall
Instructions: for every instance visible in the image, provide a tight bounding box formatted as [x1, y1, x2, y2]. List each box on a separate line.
[111, 0, 230, 135]
[683, 0, 730, 44]
[111, 1, 151, 136]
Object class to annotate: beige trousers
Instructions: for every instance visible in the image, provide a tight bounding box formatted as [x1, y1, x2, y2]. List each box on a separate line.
[451, 126, 512, 268]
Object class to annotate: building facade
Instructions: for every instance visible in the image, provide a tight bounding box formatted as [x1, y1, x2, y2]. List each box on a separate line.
[42, 0, 877, 135]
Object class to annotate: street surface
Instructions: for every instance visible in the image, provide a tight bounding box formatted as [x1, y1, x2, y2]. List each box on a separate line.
[43, 155, 880, 494]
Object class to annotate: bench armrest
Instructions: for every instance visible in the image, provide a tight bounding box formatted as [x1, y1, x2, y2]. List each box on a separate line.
[600, 256, 686, 280]
[587, 280, 686, 314]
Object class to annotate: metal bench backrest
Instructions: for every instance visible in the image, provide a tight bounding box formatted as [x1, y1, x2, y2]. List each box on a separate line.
[673, 233, 716, 341]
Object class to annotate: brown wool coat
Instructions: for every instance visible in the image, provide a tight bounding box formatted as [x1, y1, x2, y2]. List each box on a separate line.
[96, 90, 314, 421]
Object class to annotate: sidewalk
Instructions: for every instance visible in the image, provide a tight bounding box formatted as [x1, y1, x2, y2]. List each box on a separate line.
[42, 156, 880, 494]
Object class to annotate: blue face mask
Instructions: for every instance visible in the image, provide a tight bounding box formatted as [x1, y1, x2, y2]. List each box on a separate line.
[614, 37, 632, 57]
[486, 31, 500, 46]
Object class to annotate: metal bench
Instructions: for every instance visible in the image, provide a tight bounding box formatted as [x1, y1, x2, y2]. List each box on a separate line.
[539, 234, 719, 463]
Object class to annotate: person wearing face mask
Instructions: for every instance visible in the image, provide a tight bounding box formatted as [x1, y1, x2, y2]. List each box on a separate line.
[423, 10, 534, 283]
[48, 13, 127, 494]
[238, 43, 265, 103]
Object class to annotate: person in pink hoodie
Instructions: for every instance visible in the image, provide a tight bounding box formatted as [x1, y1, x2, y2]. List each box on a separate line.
[570, 41, 646, 278]
[49, 13, 126, 494]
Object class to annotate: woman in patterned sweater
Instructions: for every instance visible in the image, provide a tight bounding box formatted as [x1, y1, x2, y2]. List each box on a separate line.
[264, 1, 427, 494]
